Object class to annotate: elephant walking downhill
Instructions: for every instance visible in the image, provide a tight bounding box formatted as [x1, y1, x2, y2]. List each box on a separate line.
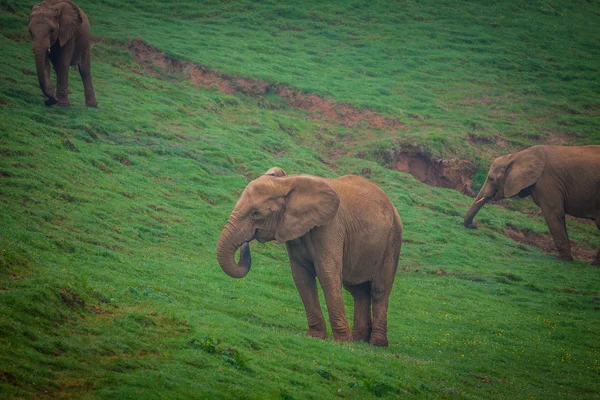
[464, 145, 600, 265]
[28, 0, 97, 107]
[216, 168, 403, 346]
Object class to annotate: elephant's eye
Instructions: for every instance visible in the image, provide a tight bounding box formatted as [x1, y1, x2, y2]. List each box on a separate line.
[251, 210, 261, 219]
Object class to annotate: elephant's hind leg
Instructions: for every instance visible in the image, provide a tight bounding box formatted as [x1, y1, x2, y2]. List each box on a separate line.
[369, 286, 390, 347]
[369, 277, 393, 346]
[345, 282, 372, 342]
[369, 242, 400, 347]
[290, 261, 327, 339]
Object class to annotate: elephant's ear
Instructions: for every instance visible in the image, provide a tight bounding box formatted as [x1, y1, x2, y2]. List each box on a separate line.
[275, 176, 340, 243]
[54, 1, 82, 47]
[264, 167, 287, 177]
[504, 147, 547, 198]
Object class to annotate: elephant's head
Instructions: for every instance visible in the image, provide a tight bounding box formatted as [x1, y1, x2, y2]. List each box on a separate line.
[464, 146, 547, 228]
[28, 1, 82, 105]
[216, 168, 340, 278]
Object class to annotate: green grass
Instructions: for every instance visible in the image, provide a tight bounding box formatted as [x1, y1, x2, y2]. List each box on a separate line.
[1, 1, 599, 398]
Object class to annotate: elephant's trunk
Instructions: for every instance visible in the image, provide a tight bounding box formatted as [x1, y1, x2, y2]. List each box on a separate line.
[464, 193, 490, 228]
[33, 47, 57, 105]
[216, 222, 252, 278]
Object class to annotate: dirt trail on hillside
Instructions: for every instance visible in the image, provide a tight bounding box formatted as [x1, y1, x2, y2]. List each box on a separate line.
[504, 224, 597, 263]
[126, 38, 403, 130]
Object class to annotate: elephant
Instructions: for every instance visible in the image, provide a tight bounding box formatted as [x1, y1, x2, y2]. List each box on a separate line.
[216, 168, 403, 346]
[28, 0, 97, 107]
[464, 145, 600, 265]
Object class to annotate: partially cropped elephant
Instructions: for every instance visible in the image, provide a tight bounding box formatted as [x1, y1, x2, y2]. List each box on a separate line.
[28, 0, 97, 107]
[464, 145, 600, 265]
[216, 168, 403, 346]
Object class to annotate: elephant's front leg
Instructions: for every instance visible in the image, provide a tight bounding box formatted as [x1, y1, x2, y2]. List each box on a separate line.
[290, 261, 327, 339]
[55, 52, 72, 106]
[316, 262, 352, 342]
[541, 207, 573, 261]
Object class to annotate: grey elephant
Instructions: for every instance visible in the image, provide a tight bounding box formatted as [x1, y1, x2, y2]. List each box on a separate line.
[28, 0, 97, 107]
[216, 168, 403, 346]
[464, 145, 600, 265]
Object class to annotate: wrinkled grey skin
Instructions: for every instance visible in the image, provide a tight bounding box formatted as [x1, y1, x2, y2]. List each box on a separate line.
[465, 145, 600, 265]
[216, 167, 403, 346]
[28, 0, 96, 106]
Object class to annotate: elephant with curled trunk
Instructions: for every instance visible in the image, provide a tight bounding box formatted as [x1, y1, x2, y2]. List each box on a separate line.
[28, 0, 97, 107]
[464, 145, 600, 265]
[216, 167, 403, 346]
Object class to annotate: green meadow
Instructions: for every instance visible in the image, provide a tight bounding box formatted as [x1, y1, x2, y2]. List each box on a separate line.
[1, 0, 599, 398]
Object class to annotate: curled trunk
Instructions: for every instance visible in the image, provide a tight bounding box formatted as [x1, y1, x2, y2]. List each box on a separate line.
[216, 224, 252, 278]
[33, 48, 57, 105]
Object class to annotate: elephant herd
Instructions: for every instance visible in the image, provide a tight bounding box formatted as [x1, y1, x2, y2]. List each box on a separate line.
[27, 1, 599, 347]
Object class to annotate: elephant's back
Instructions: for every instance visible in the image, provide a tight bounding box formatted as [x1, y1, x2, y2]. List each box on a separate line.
[543, 145, 600, 161]
[328, 174, 402, 237]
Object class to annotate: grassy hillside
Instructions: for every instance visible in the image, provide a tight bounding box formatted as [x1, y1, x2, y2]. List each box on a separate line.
[1, 0, 599, 398]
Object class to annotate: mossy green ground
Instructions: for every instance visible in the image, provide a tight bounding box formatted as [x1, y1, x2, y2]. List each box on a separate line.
[1, 1, 599, 398]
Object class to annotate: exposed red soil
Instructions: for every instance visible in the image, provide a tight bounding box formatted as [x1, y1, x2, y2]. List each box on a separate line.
[126, 38, 403, 130]
[391, 145, 476, 195]
[504, 224, 597, 263]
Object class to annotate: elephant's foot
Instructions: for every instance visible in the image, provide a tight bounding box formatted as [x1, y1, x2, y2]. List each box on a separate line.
[330, 325, 352, 342]
[306, 329, 327, 340]
[352, 328, 371, 342]
[57, 100, 71, 107]
[557, 254, 574, 262]
[44, 96, 58, 106]
[333, 332, 353, 343]
[86, 98, 97, 107]
[369, 333, 389, 347]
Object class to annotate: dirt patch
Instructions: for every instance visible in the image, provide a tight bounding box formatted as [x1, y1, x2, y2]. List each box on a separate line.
[59, 288, 85, 310]
[504, 224, 597, 263]
[126, 38, 402, 129]
[391, 145, 476, 195]
[0, 371, 19, 387]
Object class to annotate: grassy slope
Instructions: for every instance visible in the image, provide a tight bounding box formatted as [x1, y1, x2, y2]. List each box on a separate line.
[83, 0, 600, 156]
[1, 0, 599, 399]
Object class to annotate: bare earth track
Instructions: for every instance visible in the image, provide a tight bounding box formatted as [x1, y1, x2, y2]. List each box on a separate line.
[504, 224, 596, 264]
[127, 38, 403, 130]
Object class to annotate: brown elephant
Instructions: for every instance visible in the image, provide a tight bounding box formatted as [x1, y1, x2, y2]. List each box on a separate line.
[28, 0, 97, 107]
[464, 145, 600, 265]
[216, 168, 403, 346]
